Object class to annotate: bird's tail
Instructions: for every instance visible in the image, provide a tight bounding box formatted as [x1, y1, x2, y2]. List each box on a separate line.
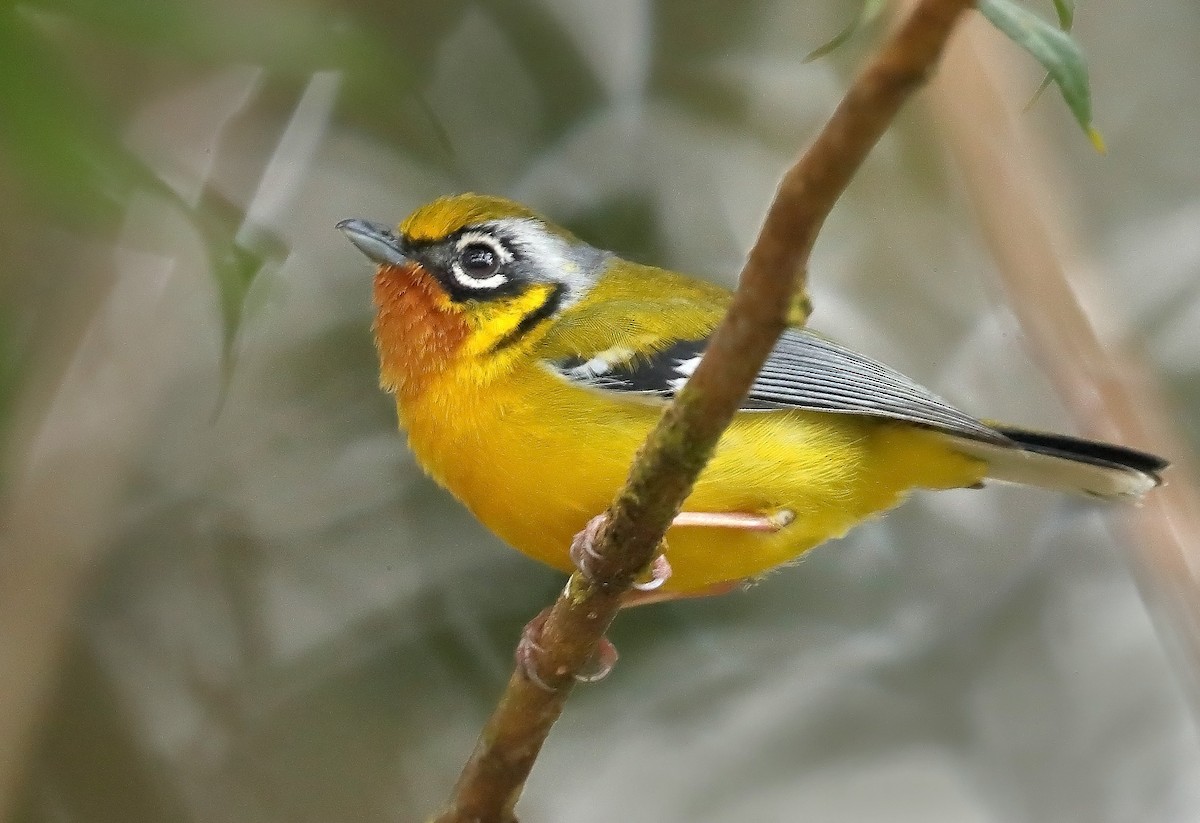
[951, 424, 1168, 500]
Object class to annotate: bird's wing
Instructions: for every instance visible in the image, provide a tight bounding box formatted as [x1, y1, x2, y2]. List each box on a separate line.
[545, 328, 1007, 444]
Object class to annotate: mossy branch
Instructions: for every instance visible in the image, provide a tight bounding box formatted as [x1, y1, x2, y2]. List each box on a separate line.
[430, 1, 976, 820]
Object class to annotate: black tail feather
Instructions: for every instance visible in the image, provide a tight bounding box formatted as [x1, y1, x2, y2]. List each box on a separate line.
[991, 425, 1168, 481]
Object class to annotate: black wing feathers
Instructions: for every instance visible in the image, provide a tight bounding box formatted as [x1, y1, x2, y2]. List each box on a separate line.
[556, 340, 698, 394]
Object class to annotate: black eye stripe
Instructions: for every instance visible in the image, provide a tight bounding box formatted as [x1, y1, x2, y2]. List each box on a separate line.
[399, 227, 526, 301]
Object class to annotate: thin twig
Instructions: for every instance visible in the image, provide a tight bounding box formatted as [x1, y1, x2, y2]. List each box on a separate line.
[430, 1, 976, 820]
[923, 12, 1200, 709]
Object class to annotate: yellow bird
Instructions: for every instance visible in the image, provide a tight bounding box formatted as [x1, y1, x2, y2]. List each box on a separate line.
[338, 193, 1166, 601]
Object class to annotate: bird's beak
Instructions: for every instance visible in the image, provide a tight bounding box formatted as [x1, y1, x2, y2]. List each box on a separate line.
[336, 218, 410, 267]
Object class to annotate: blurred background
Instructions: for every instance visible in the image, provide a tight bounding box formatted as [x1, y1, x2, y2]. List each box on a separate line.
[2, 0, 1199, 821]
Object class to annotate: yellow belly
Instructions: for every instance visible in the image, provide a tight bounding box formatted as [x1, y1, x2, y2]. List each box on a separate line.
[400, 363, 985, 593]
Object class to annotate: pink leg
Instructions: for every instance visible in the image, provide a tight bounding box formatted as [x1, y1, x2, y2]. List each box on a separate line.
[671, 510, 795, 531]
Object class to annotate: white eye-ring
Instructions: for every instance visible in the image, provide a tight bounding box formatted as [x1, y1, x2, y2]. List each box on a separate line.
[451, 232, 512, 290]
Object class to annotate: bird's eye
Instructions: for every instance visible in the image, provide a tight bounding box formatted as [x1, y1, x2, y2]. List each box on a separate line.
[460, 242, 500, 279]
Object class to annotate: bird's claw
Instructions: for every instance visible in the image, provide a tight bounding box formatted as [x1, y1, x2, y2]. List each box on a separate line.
[575, 636, 619, 683]
[515, 608, 556, 691]
[515, 606, 619, 690]
[568, 514, 610, 581]
[631, 553, 672, 591]
[570, 514, 673, 593]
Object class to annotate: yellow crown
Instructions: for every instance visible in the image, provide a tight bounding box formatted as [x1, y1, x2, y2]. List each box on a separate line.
[400, 193, 551, 242]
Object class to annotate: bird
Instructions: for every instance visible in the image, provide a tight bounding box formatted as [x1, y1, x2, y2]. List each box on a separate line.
[337, 193, 1167, 605]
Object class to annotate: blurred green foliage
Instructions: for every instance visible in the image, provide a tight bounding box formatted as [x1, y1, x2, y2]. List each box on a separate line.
[1, 0, 419, 351]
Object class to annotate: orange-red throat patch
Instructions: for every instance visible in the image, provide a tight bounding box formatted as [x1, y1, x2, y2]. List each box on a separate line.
[372, 263, 469, 401]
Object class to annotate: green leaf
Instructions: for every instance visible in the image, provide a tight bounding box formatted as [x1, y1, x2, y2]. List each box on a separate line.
[1024, 0, 1073, 114]
[979, 0, 1101, 151]
[803, 0, 886, 63]
[1051, 0, 1075, 29]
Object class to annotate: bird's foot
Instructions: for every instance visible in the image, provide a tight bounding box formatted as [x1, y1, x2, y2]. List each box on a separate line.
[567, 514, 609, 581]
[514, 607, 556, 691]
[575, 635, 619, 683]
[569, 513, 672, 592]
[631, 553, 673, 591]
[515, 607, 619, 691]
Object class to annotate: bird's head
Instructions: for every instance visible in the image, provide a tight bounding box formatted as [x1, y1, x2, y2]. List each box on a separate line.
[338, 193, 611, 398]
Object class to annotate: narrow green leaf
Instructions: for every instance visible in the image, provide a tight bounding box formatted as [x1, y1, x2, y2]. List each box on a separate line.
[1023, 0, 1073, 117]
[803, 0, 886, 63]
[1051, 0, 1075, 30]
[979, 0, 1099, 150]
[802, 18, 857, 64]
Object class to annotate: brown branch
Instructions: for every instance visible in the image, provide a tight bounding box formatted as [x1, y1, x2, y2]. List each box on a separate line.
[430, 1, 977, 820]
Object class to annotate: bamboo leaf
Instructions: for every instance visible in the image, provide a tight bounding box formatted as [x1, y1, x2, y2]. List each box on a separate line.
[979, 0, 1100, 151]
[1024, 0, 1073, 114]
[1051, 0, 1074, 29]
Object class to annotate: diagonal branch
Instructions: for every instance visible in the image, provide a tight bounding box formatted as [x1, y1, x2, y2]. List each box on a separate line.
[431, 1, 977, 820]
